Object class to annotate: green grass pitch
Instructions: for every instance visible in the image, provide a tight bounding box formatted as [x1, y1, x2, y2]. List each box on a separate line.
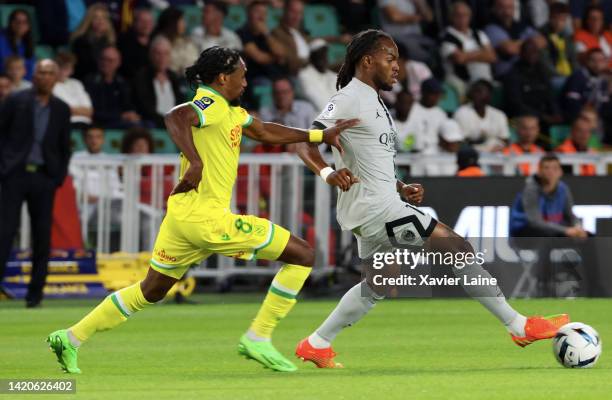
[1, 296, 610, 399]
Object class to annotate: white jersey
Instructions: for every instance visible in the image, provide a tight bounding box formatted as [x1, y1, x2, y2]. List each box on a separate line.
[314, 78, 402, 231]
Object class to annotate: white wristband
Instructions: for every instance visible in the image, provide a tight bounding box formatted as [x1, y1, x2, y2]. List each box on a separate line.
[319, 167, 335, 183]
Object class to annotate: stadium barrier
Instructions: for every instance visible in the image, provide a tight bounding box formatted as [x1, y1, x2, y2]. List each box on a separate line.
[17, 153, 612, 291]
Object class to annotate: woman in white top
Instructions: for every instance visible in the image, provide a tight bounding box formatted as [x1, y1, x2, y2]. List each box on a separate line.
[53, 51, 93, 128]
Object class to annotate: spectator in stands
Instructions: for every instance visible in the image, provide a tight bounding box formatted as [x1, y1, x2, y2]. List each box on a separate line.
[377, 0, 434, 63]
[238, 1, 287, 84]
[0, 73, 12, 105]
[555, 116, 597, 176]
[0, 60, 71, 308]
[456, 146, 485, 176]
[272, 0, 310, 76]
[561, 48, 611, 124]
[131, 36, 182, 128]
[485, 0, 543, 79]
[84, 46, 142, 129]
[0, 9, 35, 81]
[574, 6, 612, 68]
[510, 154, 586, 237]
[118, 8, 155, 79]
[441, 1, 496, 99]
[297, 39, 336, 111]
[121, 126, 154, 155]
[503, 38, 562, 129]
[191, 0, 243, 53]
[401, 79, 454, 155]
[71, 3, 116, 80]
[153, 7, 199, 75]
[70, 125, 123, 227]
[4, 55, 31, 92]
[454, 79, 509, 152]
[426, 119, 465, 176]
[393, 90, 416, 152]
[503, 115, 545, 176]
[381, 42, 432, 107]
[540, 2, 577, 89]
[53, 52, 93, 129]
[260, 77, 316, 130]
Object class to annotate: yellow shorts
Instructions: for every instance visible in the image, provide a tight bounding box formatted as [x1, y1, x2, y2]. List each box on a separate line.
[150, 209, 291, 279]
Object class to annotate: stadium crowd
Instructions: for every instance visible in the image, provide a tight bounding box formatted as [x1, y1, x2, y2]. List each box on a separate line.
[0, 0, 611, 179]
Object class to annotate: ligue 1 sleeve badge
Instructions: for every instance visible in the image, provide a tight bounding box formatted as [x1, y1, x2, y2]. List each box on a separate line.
[194, 97, 215, 110]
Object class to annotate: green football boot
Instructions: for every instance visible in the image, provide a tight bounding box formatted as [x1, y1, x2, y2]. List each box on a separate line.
[46, 329, 81, 374]
[238, 334, 297, 372]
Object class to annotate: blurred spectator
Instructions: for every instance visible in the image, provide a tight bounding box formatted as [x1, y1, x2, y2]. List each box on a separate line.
[260, 77, 316, 130]
[297, 39, 336, 111]
[118, 8, 155, 79]
[0, 9, 35, 80]
[334, 0, 372, 35]
[0, 60, 71, 308]
[238, 1, 287, 84]
[510, 154, 586, 237]
[456, 146, 485, 176]
[121, 127, 175, 214]
[191, 1, 243, 53]
[454, 79, 509, 152]
[400, 79, 452, 154]
[70, 125, 123, 226]
[53, 52, 93, 129]
[4, 55, 31, 92]
[0, 74, 13, 105]
[503, 38, 562, 129]
[503, 115, 545, 176]
[441, 1, 496, 98]
[485, 0, 543, 79]
[426, 119, 465, 176]
[132, 36, 182, 128]
[377, 0, 434, 63]
[555, 116, 596, 176]
[381, 42, 431, 106]
[574, 6, 612, 68]
[84, 46, 142, 129]
[540, 2, 577, 89]
[71, 3, 116, 80]
[393, 90, 416, 151]
[561, 48, 611, 124]
[153, 7, 199, 75]
[272, 0, 310, 76]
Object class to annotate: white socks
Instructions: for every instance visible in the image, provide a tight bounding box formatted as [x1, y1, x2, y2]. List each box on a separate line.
[505, 314, 527, 337]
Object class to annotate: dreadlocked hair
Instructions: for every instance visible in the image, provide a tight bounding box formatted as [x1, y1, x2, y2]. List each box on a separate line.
[185, 46, 241, 89]
[336, 29, 393, 90]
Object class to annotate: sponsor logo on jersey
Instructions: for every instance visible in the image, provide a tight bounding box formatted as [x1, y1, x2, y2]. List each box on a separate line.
[193, 97, 215, 110]
[229, 125, 241, 148]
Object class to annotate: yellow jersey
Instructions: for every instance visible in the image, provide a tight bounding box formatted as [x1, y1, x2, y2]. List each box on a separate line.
[169, 85, 253, 221]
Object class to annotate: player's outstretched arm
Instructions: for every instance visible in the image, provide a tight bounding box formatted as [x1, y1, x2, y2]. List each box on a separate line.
[243, 116, 358, 152]
[295, 141, 359, 192]
[164, 103, 203, 194]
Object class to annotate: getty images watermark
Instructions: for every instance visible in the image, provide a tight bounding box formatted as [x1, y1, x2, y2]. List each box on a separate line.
[364, 249, 498, 296]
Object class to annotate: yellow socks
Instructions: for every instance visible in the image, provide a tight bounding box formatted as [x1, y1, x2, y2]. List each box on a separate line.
[69, 281, 152, 344]
[248, 264, 311, 340]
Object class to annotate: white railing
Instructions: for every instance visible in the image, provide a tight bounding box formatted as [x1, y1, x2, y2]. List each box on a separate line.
[19, 152, 612, 281]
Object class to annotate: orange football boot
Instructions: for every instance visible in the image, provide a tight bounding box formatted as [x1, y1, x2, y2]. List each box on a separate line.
[511, 314, 570, 347]
[295, 338, 343, 368]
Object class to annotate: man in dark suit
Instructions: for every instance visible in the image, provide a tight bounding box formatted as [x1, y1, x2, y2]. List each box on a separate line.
[0, 59, 71, 307]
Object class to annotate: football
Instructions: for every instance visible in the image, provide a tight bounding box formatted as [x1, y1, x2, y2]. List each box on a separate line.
[553, 322, 602, 368]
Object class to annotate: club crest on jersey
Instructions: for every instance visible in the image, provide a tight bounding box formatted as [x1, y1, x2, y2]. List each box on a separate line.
[194, 97, 214, 110]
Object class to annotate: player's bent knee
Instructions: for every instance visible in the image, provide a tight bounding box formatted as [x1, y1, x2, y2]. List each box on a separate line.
[278, 236, 315, 266]
[140, 268, 178, 303]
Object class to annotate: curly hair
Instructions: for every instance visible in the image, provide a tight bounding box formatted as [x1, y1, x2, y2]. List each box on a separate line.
[185, 46, 241, 88]
[336, 29, 392, 90]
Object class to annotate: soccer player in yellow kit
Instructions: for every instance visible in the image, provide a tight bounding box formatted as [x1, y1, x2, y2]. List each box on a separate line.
[46, 47, 357, 373]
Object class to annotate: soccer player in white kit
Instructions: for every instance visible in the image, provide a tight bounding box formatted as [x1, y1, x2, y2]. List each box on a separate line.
[294, 29, 570, 368]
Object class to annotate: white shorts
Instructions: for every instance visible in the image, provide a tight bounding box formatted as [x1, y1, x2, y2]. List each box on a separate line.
[355, 200, 437, 259]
